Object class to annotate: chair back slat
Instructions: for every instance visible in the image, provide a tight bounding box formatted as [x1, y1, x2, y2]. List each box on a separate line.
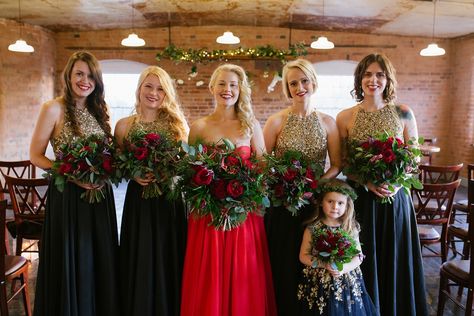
[414, 180, 461, 222]
[419, 163, 463, 184]
[0, 199, 6, 282]
[4, 175, 48, 223]
[0, 160, 36, 205]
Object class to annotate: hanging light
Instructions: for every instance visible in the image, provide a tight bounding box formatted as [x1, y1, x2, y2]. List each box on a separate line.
[420, 0, 445, 57]
[310, 0, 334, 50]
[121, 0, 145, 47]
[311, 36, 334, 49]
[216, 31, 240, 44]
[8, 0, 34, 53]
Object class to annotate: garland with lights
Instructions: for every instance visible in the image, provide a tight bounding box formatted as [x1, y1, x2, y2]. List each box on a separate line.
[156, 43, 308, 64]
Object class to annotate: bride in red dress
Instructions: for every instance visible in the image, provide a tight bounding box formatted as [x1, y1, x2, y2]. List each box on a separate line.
[180, 64, 277, 316]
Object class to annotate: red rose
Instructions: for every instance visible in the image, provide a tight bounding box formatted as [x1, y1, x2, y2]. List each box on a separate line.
[274, 184, 285, 198]
[309, 179, 318, 189]
[102, 157, 113, 173]
[77, 160, 89, 172]
[361, 141, 371, 150]
[145, 133, 160, 143]
[283, 168, 298, 182]
[192, 166, 214, 186]
[226, 179, 244, 198]
[382, 149, 396, 163]
[211, 179, 227, 199]
[243, 159, 255, 170]
[395, 138, 403, 146]
[59, 162, 73, 175]
[134, 147, 148, 161]
[224, 155, 240, 167]
[305, 168, 315, 180]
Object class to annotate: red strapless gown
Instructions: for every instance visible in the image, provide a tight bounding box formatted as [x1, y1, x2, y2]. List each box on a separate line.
[180, 146, 277, 316]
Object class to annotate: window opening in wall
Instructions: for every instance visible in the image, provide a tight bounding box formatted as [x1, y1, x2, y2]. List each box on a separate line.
[311, 60, 358, 118]
[99, 59, 148, 130]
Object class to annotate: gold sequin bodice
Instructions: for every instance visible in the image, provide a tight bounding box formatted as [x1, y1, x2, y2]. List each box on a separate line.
[127, 116, 174, 140]
[51, 107, 105, 154]
[348, 104, 403, 144]
[275, 111, 327, 167]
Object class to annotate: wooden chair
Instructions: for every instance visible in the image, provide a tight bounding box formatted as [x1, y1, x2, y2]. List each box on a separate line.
[437, 177, 474, 316]
[419, 163, 463, 184]
[0, 161, 36, 256]
[0, 200, 32, 316]
[420, 137, 438, 165]
[413, 179, 461, 262]
[449, 164, 474, 259]
[4, 175, 48, 256]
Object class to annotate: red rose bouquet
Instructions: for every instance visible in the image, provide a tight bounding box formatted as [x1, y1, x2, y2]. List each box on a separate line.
[310, 225, 360, 271]
[345, 132, 423, 203]
[265, 150, 323, 215]
[176, 139, 270, 230]
[116, 129, 180, 199]
[49, 134, 117, 203]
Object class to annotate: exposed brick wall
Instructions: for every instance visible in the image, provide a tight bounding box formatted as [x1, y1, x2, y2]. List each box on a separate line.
[0, 19, 56, 160]
[1, 22, 472, 174]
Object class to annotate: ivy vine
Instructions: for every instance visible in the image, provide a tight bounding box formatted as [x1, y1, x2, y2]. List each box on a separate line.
[156, 43, 308, 64]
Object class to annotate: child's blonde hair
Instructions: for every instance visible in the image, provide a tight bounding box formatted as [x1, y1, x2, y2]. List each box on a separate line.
[309, 179, 360, 235]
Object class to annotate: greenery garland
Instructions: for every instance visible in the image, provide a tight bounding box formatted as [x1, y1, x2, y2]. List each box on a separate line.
[156, 43, 308, 64]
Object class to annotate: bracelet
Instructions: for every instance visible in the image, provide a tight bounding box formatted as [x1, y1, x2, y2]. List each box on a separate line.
[311, 260, 318, 268]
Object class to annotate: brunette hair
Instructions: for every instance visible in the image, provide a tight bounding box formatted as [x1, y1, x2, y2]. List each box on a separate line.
[62, 51, 111, 136]
[351, 53, 397, 103]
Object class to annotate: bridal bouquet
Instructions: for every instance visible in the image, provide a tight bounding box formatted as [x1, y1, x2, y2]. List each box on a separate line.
[116, 129, 180, 199]
[345, 132, 423, 203]
[310, 225, 360, 271]
[265, 150, 323, 215]
[49, 134, 117, 203]
[176, 139, 270, 230]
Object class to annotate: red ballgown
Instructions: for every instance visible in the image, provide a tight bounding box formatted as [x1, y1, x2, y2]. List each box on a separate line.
[180, 146, 277, 316]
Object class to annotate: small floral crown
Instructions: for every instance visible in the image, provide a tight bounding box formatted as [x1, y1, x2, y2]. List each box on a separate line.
[318, 180, 358, 201]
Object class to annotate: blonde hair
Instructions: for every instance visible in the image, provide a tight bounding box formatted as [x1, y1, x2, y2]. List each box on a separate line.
[281, 59, 318, 100]
[135, 66, 188, 140]
[308, 179, 360, 236]
[209, 64, 255, 138]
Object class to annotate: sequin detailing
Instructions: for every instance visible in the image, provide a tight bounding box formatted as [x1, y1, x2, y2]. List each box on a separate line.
[275, 111, 327, 167]
[348, 104, 403, 144]
[127, 116, 174, 140]
[52, 107, 105, 154]
[297, 222, 365, 314]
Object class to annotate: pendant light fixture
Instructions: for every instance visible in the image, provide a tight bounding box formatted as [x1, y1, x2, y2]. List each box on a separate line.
[121, 0, 145, 47]
[216, 1, 240, 45]
[420, 0, 445, 57]
[8, 0, 34, 53]
[311, 0, 334, 50]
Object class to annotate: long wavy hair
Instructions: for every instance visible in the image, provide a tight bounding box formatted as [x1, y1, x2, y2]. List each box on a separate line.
[281, 59, 318, 100]
[209, 64, 255, 138]
[135, 66, 188, 140]
[308, 179, 360, 236]
[62, 51, 111, 136]
[351, 53, 397, 103]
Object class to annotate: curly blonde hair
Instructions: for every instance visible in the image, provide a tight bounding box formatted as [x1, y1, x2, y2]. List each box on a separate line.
[209, 64, 255, 138]
[135, 66, 188, 140]
[282, 59, 318, 100]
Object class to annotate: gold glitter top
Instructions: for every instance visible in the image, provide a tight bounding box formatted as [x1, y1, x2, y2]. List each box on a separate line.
[275, 111, 327, 167]
[348, 104, 403, 144]
[51, 107, 105, 155]
[127, 115, 174, 140]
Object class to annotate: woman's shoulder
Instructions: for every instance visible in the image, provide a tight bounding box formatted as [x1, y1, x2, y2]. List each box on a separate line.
[394, 103, 415, 119]
[264, 108, 289, 127]
[40, 97, 64, 117]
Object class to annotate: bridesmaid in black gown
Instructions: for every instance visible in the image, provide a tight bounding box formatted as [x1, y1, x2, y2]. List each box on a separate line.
[114, 66, 189, 316]
[30, 51, 119, 316]
[336, 53, 428, 316]
[263, 59, 341, 315]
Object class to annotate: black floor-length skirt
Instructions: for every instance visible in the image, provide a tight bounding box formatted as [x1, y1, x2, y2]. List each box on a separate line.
[353, 185, 428, 316]
[119, 180, 187, 316]
[34, 182, 119, 316]
[264, 204, 313, 316]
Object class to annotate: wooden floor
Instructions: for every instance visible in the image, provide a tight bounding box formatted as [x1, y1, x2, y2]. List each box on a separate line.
[6, 184, 472, 316]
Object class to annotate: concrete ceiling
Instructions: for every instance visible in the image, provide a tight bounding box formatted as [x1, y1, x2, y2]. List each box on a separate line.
[1, 0, 473, 38]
